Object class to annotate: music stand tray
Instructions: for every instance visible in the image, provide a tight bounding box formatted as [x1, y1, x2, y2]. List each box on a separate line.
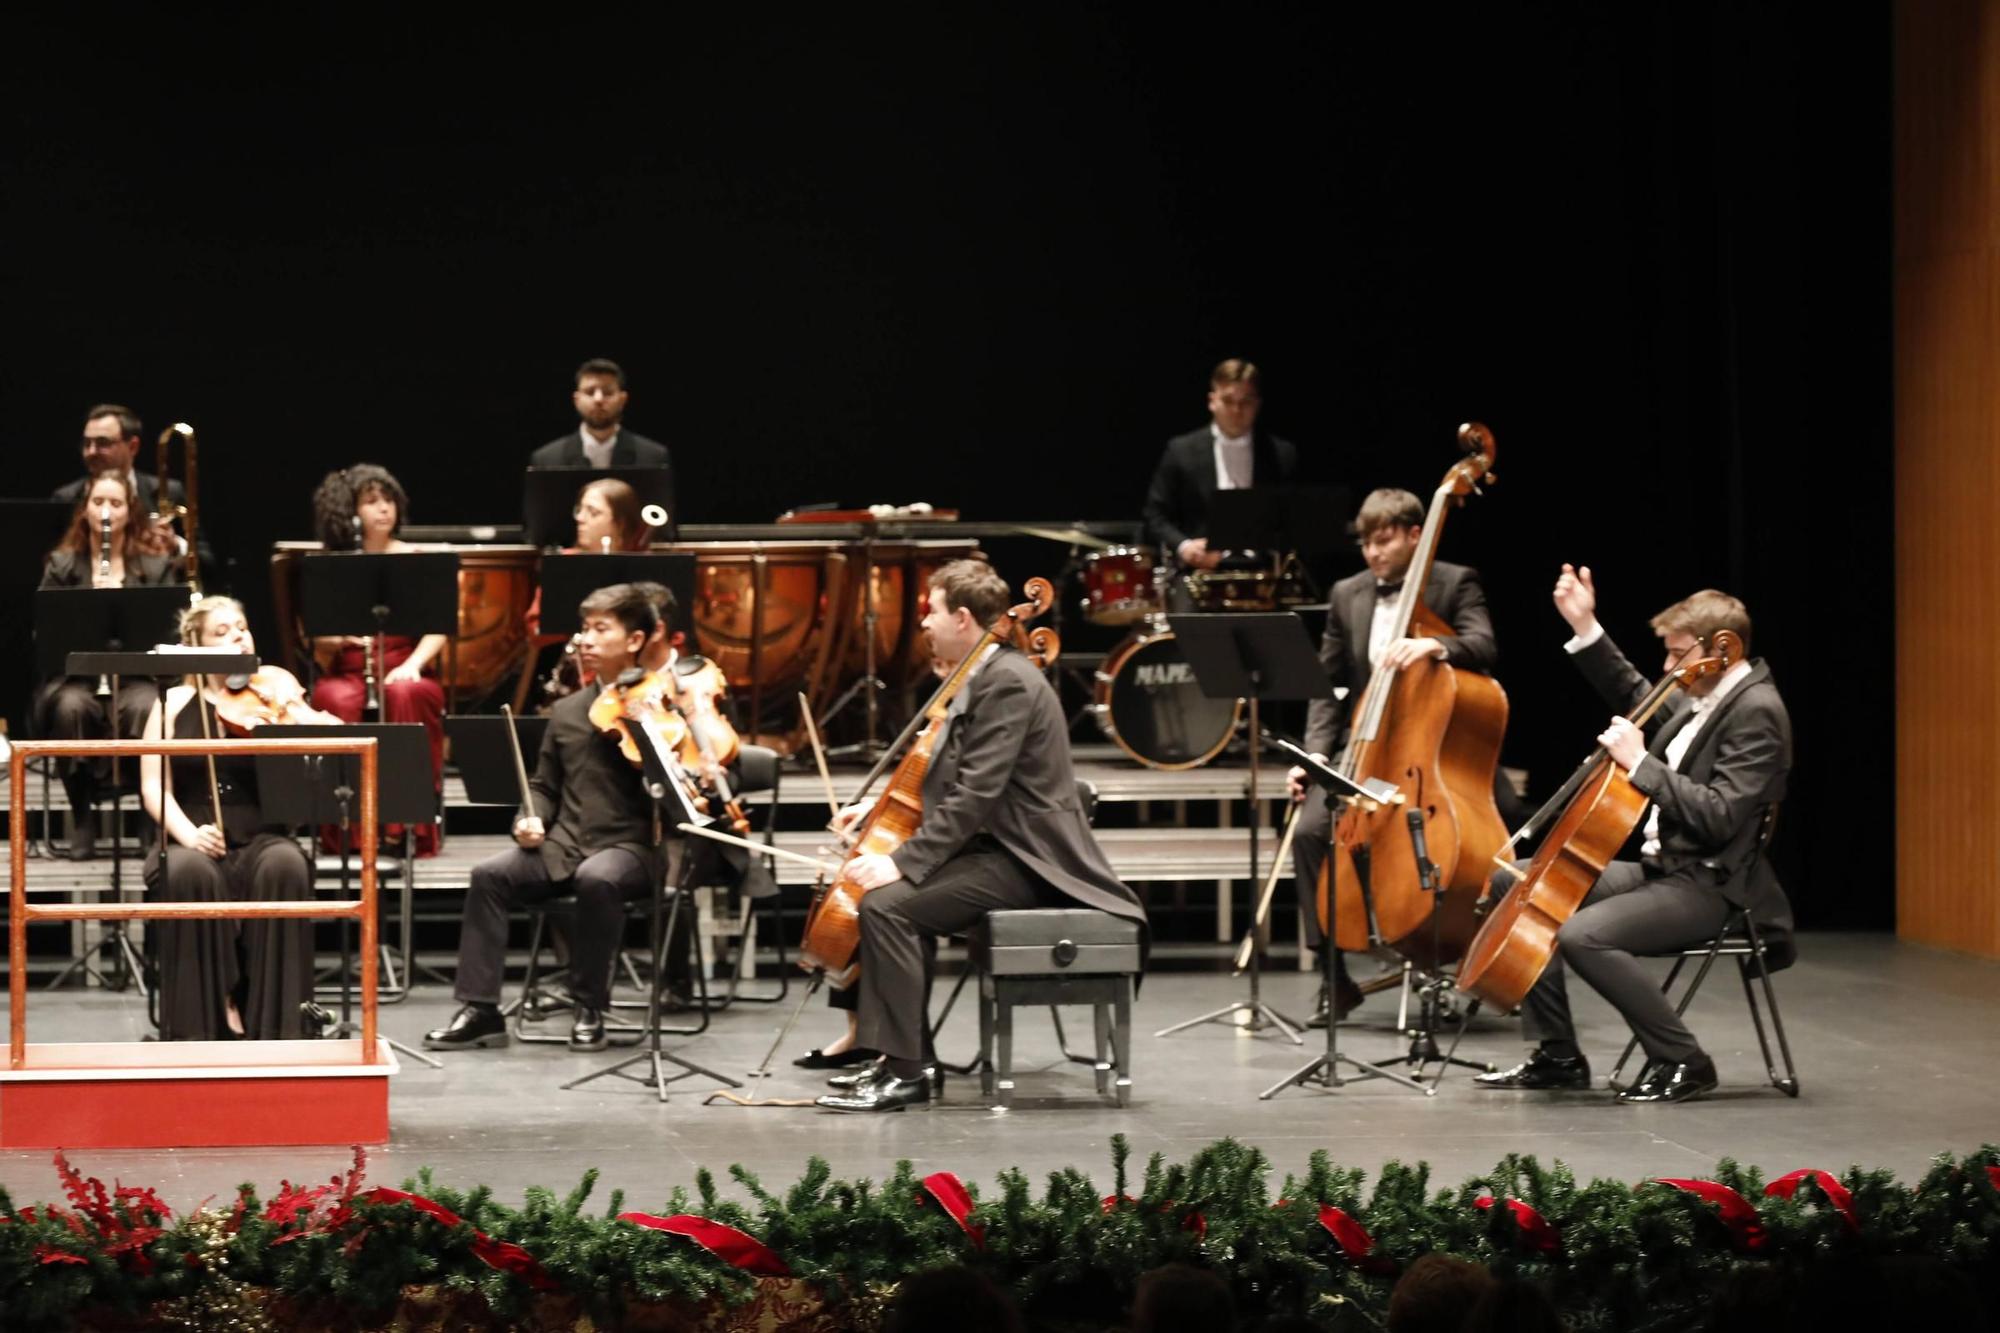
[537, 554, 697, 640]
[523, 465, 675, 549]
[297, 553, 461, 639]
[1153, 613, 1329, 1048]
[37, 589, 194, 679]
[1205, 487, 1351, 561]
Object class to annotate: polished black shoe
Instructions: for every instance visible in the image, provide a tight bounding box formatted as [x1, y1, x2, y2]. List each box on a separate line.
[794, 1045, 881, 1071]
[1617, 1054, 1718, 1104]
[816, 1072, 933, 1113]
[423, 1004, 508, 1050]
[569, 1006, 608, 1052]
[1473, 1047, 1592, 1090]
[68, 813, 97, 862]
[1306, 975, 1366, 1029]
[828, 1057, 889, 1090]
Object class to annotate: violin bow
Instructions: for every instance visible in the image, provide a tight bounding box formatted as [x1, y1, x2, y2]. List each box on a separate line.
[798, 690, 843, 825]
[499, 705, 536, 821]
[1235, 799, 1305, 973]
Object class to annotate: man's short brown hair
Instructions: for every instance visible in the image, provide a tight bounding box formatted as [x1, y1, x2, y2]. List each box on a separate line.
[84, 404, 141, 440]
[1651, 589, 1752, 658]
[578, 582, 659, 640]
[576, 357, 626, 388]
[1355, 487, 1426, 538]
[929, 559, 1011, 628]
[1210, 358, 1261, 392]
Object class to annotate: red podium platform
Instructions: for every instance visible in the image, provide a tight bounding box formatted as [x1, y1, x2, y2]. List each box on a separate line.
[0, 1038, 397, 1148]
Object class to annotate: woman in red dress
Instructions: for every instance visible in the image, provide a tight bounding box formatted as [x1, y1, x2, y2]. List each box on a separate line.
[308, 464, 447, 855]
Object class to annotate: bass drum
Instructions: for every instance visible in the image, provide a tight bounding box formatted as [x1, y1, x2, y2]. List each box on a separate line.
[1091, 627, 1242, 770]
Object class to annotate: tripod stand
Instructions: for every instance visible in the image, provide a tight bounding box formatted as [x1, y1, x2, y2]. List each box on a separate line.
[820, 526, 887, 759]
[1154, 614, 1332, 1044]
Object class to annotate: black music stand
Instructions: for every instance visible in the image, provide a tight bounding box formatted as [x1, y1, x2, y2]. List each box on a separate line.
[1152, 613, 1327, 1044]
[537, 554, 698, 639]
[1258, 741, 1432, 1100]
[1206, 486, 1352, 562]
[255, 724, 443, 1067]
[523, 465, 675, 548]
[1, 502, 81, 735]
[63, 650, 256, 1013]
[298, 553, 461, 717]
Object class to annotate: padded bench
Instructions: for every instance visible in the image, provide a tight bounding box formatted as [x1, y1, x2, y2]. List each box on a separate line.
[969, 907, 1142, 1108]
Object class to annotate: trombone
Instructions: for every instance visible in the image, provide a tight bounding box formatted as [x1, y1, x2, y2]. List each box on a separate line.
[156, 423, 202, 599]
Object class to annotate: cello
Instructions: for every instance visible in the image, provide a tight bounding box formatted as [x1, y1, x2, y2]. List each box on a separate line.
[1456, 630, 1741, 1012]
[1319, 424, 1508, 969]
[797, 576, 1059, 987]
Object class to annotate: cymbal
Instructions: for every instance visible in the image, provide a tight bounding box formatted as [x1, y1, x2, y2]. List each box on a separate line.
[1009, 524, 1119, 551]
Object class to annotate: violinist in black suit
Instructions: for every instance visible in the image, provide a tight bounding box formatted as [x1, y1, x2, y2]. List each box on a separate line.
[1288, 488, 1499, 1026]
[1142, 359, 1299, 570]
[816, 559, 1148, 1113]
[528, 358, 674, 516]
[1474, 569, 1791, 1105]
[425, 582, 675, 1055]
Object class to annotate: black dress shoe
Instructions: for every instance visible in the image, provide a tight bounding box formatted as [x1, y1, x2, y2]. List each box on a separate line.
[423, 1004, 508, 1050]
[1617, 1054, 1717, 1104]
[569, 1006, 607, 1052]
[828, 1058, 891, 1090]
[794, 1045, 881, 1070]
[816, 1072, 933, 1113]
[68, 814, 97, 862]
[1307, 976, 1365, 1029]
[1473, 1047, 1592, 1090]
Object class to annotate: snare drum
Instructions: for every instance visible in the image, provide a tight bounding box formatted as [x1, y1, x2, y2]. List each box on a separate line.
[1091, 626, 1242, 770]
[1081, 547, 1158, 626]
[1183, 568, 1282, 611]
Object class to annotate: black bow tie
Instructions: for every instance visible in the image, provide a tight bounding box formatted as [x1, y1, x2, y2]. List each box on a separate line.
[1375, 582, 1403, 600]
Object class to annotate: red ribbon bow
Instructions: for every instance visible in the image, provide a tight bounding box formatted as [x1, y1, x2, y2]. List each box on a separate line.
[921, 1172, 985, 1250]
[1474, 1196, 1562, 1255]
[360, 1188, 559, 1290]
[1765, 1170, 1858, 1232]
[1652, 1179, 1767, 1253]
[617, 1212, 791, 1276]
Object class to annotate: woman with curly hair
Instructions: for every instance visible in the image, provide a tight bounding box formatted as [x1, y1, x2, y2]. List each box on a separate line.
[307, 463, 447, 854]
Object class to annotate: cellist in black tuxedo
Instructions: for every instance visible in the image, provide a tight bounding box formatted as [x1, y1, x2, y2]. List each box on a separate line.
[1474, 567, 1791, 1104]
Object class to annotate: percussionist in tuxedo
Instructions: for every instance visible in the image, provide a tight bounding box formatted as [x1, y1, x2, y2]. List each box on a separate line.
[816, 559, 1148, 1112]
[1288, 488, 1499, 1026]
[529, 358, 675, 524]
[1474, 567, 1791, 1104]
[1142, 358, 1299, 573]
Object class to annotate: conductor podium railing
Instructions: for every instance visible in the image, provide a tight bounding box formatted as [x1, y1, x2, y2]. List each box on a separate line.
[2, 737, 396, 1148]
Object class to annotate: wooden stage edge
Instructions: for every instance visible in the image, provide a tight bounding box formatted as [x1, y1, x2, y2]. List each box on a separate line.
[0, 1037, 397, 1149]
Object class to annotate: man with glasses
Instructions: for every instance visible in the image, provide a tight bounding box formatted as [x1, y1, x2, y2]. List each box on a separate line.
[1285, 487, 1499, 1027]
[54, 405, 184, 555]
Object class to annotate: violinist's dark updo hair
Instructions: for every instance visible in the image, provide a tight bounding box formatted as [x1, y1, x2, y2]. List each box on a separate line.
[312, 464, 410, 549]
[578, 582, 659, 641]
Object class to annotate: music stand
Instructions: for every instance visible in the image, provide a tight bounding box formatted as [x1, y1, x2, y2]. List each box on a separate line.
[523, 465, 676, 549]
[1152, 612, 1327, 1044]
[1206, 487, 1352, 562]
[1, 502, 82, 734]
[255, 724, 443, 1067]
[537, 554, 697, 639]
[298, 552, 461, 717]
[1258, 740, 1432, 1100]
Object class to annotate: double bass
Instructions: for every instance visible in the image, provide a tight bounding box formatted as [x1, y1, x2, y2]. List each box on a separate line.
[1319, 424, 1508, 968]
[1456, 631, 1741, 1012]
[797, 576, 1059, 987]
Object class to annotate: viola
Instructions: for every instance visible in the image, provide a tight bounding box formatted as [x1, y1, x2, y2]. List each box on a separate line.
[587, 662, 749, 832]
[1318, 424, 1509, 969]
[1457, 631, 1742, 1012]
[797, 577, 1060, 988]
[661, 656, 749, 834]
[211, 668, 336, 736]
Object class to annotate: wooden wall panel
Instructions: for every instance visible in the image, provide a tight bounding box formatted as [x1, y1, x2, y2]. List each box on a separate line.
[1896, 0, 2000, 954]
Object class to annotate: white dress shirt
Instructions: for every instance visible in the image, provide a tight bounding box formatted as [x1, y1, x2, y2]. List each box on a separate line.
[581, 427, 620, 469]
[1211, 425, 1253, 490]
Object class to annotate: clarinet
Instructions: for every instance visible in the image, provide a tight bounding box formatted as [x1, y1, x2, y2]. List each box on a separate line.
[97, 511, 113, 582]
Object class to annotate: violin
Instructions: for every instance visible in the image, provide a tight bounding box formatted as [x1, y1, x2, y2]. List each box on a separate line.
[587, 664, 743, 833]
[210, 668, 338, 736]
[1457, 631, 1742, 1012]
[797, 577, 1060, 987]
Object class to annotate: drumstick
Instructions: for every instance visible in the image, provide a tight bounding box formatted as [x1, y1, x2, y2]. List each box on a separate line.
[677, 821, 843, 875]
[797, 691, 841, 822]
[1234, 800, 1304, 974]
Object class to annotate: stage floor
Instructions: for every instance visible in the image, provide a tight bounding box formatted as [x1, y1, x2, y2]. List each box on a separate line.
[1, 933, 1993, 1213]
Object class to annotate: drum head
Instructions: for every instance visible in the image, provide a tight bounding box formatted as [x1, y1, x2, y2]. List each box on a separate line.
[1096, 631, 1240, 770]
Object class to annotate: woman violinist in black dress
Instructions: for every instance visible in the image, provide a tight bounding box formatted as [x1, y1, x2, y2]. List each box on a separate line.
[137, 596, 336, 1041]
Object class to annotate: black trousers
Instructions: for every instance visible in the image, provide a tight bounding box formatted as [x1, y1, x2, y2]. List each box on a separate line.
[36, 678, 158, 815]
[852, 838, 1060, 1064]
[453, 846, 652, 1011]
[1519, 859, 1733, 1065]
[144, 833, 314, 1042]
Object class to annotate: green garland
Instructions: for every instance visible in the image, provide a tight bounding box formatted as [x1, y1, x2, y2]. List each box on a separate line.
[1, 1136, 1997, 1331]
